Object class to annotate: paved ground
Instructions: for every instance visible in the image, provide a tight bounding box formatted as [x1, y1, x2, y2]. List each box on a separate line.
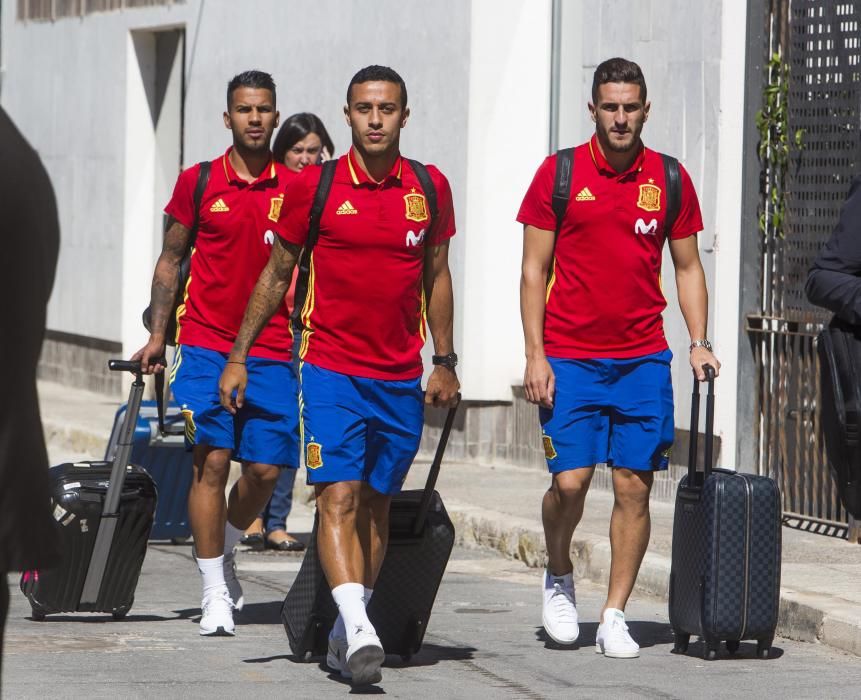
[5, 543, 861, 699]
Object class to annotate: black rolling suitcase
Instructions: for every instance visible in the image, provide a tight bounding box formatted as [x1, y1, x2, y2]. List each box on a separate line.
[20, 360, 157, 620]
[668, 366, 782, 660]
[282, 399, 460, 662]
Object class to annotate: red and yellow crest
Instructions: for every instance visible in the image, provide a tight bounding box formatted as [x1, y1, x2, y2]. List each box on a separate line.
[404, 188, 429, 223]
[306, 442, 323, 469]
[636, 183, 662, 212]
[268, 194, 284, 222]
[542, 435, 558, 460]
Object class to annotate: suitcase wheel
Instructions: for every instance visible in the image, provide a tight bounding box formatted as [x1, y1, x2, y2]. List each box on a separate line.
[30, 607, 46, 622]
[672, 633, 689, 653]
[112, 597, 133, 620]
[703, 644, 719, 661]
[301, 650, 314, 663]
[725, 640, 740, 654]
[756, 640, 771, 659]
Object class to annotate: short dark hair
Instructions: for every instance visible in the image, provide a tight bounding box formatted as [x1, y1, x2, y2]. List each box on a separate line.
[272, 113, 335, 164]
[591, 58, 647, 104]
[347, 65, 408, 110]
[226, 70, 276, 109]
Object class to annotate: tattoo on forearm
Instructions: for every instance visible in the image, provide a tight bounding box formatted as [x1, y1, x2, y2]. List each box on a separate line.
[148, 218, 191, 335]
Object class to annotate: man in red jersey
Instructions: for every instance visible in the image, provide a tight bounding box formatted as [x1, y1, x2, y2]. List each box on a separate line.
[133, 71, 299, 637]
[220, 65, 458, 685]
[518, 58, 720, 658]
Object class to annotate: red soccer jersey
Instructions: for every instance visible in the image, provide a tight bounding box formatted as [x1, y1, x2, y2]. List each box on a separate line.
[165, 148, 293, 361]
[279, 149, 456, 380]
[517, 135, 703, 359]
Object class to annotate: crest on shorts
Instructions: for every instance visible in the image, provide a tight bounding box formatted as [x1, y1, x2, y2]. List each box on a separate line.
[404, 188, 429, 223]
[636, 182, 662, 212]
[306, 442, 323, 469]
[542, 434, 558, 460]
[268, 194, 284, 222]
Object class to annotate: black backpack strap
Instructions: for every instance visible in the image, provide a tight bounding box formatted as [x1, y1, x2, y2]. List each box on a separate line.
[661, 153, 681, 236]
[189, 161, 211, 247]
[552, 147, 574, 236]
[406, 159, 439, 225]
[291, 159, 338, 330]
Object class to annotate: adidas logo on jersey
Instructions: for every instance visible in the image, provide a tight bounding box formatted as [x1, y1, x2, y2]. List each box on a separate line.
[575, 187, 596, 201]
[210, 198, 230, 212]
[336, 200, 358, 215]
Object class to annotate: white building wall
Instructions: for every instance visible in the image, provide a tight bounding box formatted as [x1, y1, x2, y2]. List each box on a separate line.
[460, 0, 553, 399]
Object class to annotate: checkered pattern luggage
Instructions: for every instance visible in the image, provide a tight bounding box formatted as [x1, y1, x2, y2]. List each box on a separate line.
[668, 367, 782, 660]
[281, 399, 459, 662]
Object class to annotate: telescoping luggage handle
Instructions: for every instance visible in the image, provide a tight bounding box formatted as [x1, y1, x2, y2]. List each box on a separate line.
[687, 364, 716, 489]
[413, 394, 461, 536]
[80, 359, 147, 604]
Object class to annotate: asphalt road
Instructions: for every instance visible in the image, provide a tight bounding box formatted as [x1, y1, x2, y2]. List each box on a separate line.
[4, 544, 860, 699]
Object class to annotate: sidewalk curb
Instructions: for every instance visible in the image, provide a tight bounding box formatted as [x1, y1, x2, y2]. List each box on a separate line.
[446, 499, 861, 658]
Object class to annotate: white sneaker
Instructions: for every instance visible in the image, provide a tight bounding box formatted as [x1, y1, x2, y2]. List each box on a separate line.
[199, 587, 236, 636]
[327, 631, 351, 679]
[346, 627, 384, 685]
[595, 608, 639, 658]
[223, 550, 244, 611]
[542, 571, 579, 644]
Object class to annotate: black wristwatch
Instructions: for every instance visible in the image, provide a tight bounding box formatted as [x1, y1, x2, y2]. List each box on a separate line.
[432, 352, 458, 370]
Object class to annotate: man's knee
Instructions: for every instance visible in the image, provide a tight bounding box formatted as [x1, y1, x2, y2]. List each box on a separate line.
[193, 447, 232, 488]
[612, 469, 653, 509]
[242, 462, 281, 491]
[549, 469, 592, 506]
[317, 481, 363, 523]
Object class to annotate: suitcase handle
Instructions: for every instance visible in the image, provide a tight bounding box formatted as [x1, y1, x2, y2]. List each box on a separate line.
[687, 364, 716, 488]
[413, 394, 461, 536]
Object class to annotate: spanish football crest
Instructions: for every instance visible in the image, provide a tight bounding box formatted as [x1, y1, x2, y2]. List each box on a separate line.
[404, 188, 429, 223]
[636, 181, 662, 212]
[542, 434, 558, 460]
[306, 442, 323, 469]
[268, 194, 284, 222]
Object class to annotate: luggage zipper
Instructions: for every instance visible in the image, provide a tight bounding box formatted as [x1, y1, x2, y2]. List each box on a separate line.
[739, 474, 752, 639]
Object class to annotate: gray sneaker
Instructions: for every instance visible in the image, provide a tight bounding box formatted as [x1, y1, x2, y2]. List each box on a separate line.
[326, 631, 351, 679]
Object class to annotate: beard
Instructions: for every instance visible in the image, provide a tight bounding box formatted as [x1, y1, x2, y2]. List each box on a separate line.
[596, 121, 641, 153]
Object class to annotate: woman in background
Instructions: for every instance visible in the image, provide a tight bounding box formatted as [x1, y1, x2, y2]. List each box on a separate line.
[241, 113, 335, 552]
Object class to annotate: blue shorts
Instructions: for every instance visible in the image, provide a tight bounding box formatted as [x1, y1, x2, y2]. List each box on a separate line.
[298, 362, 423, 495]
[169, 345, 300, 467]
[539, 350, 675, 473]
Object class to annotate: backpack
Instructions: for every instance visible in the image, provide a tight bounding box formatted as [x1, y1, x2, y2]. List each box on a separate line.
[291, 158, 439, 332]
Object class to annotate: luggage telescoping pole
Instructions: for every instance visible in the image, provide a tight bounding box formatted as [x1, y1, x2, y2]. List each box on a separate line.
[79, 360, 147, 605]
[687, 364, 716, 489]
[413, 394, 461, 536]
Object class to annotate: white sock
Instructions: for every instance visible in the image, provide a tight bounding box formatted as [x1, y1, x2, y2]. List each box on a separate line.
[198, 555, 226, 596]
[332, 587, 374, 640]
[331, 582, 374, 643]
[224, 521, 244, 555]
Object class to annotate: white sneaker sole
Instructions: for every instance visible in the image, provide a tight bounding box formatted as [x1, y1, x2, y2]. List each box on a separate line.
[347, 644, 384, 685]
[200, 625, 235, 637]
[542, 613, 579, 645]
[595, 643, 639, 658]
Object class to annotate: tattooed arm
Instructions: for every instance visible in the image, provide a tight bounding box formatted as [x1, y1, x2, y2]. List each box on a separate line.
[219, 236, 301, 413]
[131, 217, 190, 374]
